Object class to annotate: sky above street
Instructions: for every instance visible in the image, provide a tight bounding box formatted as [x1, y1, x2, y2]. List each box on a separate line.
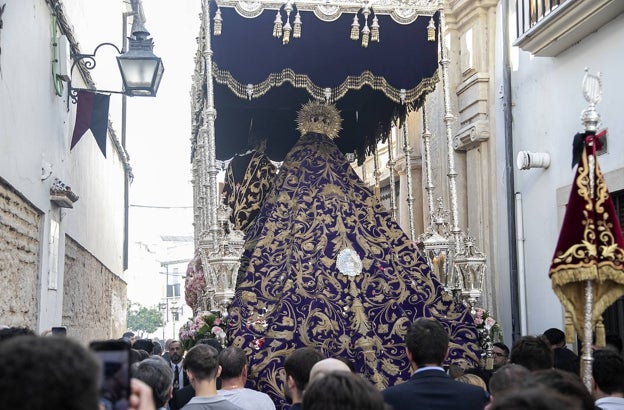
[124, 1, 201, 316]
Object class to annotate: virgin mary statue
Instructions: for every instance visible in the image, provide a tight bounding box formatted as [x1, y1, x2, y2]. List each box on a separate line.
[227, 102, 479, 402]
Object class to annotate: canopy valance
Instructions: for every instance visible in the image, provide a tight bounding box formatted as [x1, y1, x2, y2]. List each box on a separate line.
[204, 0, 440, 161]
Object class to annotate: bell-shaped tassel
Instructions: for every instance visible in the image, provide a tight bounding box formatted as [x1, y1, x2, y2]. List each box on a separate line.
[371, 15, 379, 42]
[361, 25, 370, 48]
[361, 9, 370, 47]
[273, 11, 283, 38]
[213, 7, 223, 36]
[350, 14, 360, 41]
[293, 12, 302, 39]
[427, 17, 436, 42]
[283, 22, 292, 44]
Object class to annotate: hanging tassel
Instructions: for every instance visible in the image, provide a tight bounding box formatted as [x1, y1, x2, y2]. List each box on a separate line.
[213, 7, 223, 36]
[564, 311, 575, 344]
[273, 11, 283, 38]
[293, 11, 302, 39]
[349, 280, 370, 334]
[282, 22, 292, 44]
[361, 9, 370, 48]
[427, 17, 436, 42]
[371, 15, 379, 42]
[361, 25, 370, 48]
[485, 355, 494, 370]
[282, 3, 292, 45]
[350, 14, 360, 41]
[595, 318, 606, 348]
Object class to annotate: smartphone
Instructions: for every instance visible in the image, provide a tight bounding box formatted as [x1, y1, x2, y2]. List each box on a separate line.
[90, 340, 131, 410]
[51, 326, 67, 336]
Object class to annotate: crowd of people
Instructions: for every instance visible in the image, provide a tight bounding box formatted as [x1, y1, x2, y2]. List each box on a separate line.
[0, 321, 623, 410]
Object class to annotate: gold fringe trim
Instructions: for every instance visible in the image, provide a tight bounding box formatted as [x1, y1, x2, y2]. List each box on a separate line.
[212, 62, 439, 105]
[565, 312, 576, 344]
[595, 319, 605, 348]
[550, 263, 624, 286]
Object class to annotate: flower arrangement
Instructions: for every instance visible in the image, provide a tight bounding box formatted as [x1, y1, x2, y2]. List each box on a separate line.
[184, 249, 205, 313]
[179, 311, 227, 351]
[473, 307, 502, 341]
[473, 307, 503, 369]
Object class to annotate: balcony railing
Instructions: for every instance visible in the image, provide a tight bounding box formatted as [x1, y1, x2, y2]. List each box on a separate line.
[516, 0, 567, 38]
[514, 0, 624, 56]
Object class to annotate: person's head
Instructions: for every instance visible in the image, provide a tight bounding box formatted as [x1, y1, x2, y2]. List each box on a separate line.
[183, 344, 220, 383]
[488, 363, 530, 401]
[334, 356, 356, 372]
[542, 328, 566, 348]
[489, 386, 582, 410]
[509, 335, 553, 371]
[137, 349, 149, 361]
[0, 326, 35, 343]
[283, 347, 325, 404]
[523, 368, 594, 410]
[122, 331, 136, 345]
[133, 339, 155, 355]
[302, 371, 386, 410]
[492, 342, 510, 369]
[197, 337, 224, 353]
[218, 346, 248, 380]
[0, 335, 100, 410]
[455, 373, 487, 391]
[168, 340, 184, 364]
[309, 358, 351, 382]
[405, 318, 449, 368]
[152, 342, 163, 356]
[132, 356, 174, 409]
[592, 348, 624, 398]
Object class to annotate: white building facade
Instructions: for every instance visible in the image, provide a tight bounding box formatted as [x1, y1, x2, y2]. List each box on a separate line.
[359, 0, 624, 345]
[0, 0, 137, 341]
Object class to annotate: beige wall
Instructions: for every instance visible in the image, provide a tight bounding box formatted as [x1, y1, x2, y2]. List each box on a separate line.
[0, 179, 41, 328]
[63, 236, 127, 342]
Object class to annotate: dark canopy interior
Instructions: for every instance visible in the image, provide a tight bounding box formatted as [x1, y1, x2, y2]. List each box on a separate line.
[209, 1, 439, 161]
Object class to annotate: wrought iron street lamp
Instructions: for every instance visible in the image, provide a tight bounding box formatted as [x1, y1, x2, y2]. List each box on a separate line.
[67, 18, 164, 101]
[116, 19, 164, 97]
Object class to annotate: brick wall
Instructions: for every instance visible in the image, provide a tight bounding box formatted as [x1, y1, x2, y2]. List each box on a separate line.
[0, 179, 41, 328]
[63, 236, 127, 343]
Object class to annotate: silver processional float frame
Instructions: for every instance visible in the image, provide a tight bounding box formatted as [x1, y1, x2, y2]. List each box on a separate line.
[191, 0, 493, 361]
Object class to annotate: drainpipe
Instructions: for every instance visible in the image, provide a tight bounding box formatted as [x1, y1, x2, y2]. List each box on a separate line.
[502, 0, 522, 341]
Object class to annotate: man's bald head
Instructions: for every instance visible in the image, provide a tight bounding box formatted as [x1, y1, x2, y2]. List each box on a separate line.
[309, 358, 351, 382]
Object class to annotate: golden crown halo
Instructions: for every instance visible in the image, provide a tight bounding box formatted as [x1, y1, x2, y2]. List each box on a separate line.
[296, 101, 342, 139]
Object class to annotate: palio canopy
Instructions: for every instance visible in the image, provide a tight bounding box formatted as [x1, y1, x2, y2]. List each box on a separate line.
[207, 0, 440, 161]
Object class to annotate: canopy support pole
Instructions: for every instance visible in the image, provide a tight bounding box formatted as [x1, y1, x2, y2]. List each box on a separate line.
[438, 0, 462, 255]
[387, 128, 398, 220]
[422, 99, 435, 225]
[582, 279, 594, 391]
[373, 147, 381, 198]
[202, 0, 219, 252]
[402, 122, 417, 241]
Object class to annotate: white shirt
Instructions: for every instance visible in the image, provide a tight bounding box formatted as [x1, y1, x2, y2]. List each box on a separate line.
[217, 388, 276, 410]
[171, 360, 184, 388]
[595, 397, 624, 410]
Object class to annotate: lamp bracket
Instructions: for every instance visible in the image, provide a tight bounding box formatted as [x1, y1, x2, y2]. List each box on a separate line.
[67, 42, 123, 106]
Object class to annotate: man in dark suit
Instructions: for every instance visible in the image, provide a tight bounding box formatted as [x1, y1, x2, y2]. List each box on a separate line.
[382, 318, 488, 410]
[167, 340, 189, 391]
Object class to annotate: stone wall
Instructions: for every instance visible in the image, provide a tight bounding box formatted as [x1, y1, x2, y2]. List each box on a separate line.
[0, 179, 41, 328]
[63, 236, 127, 343]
